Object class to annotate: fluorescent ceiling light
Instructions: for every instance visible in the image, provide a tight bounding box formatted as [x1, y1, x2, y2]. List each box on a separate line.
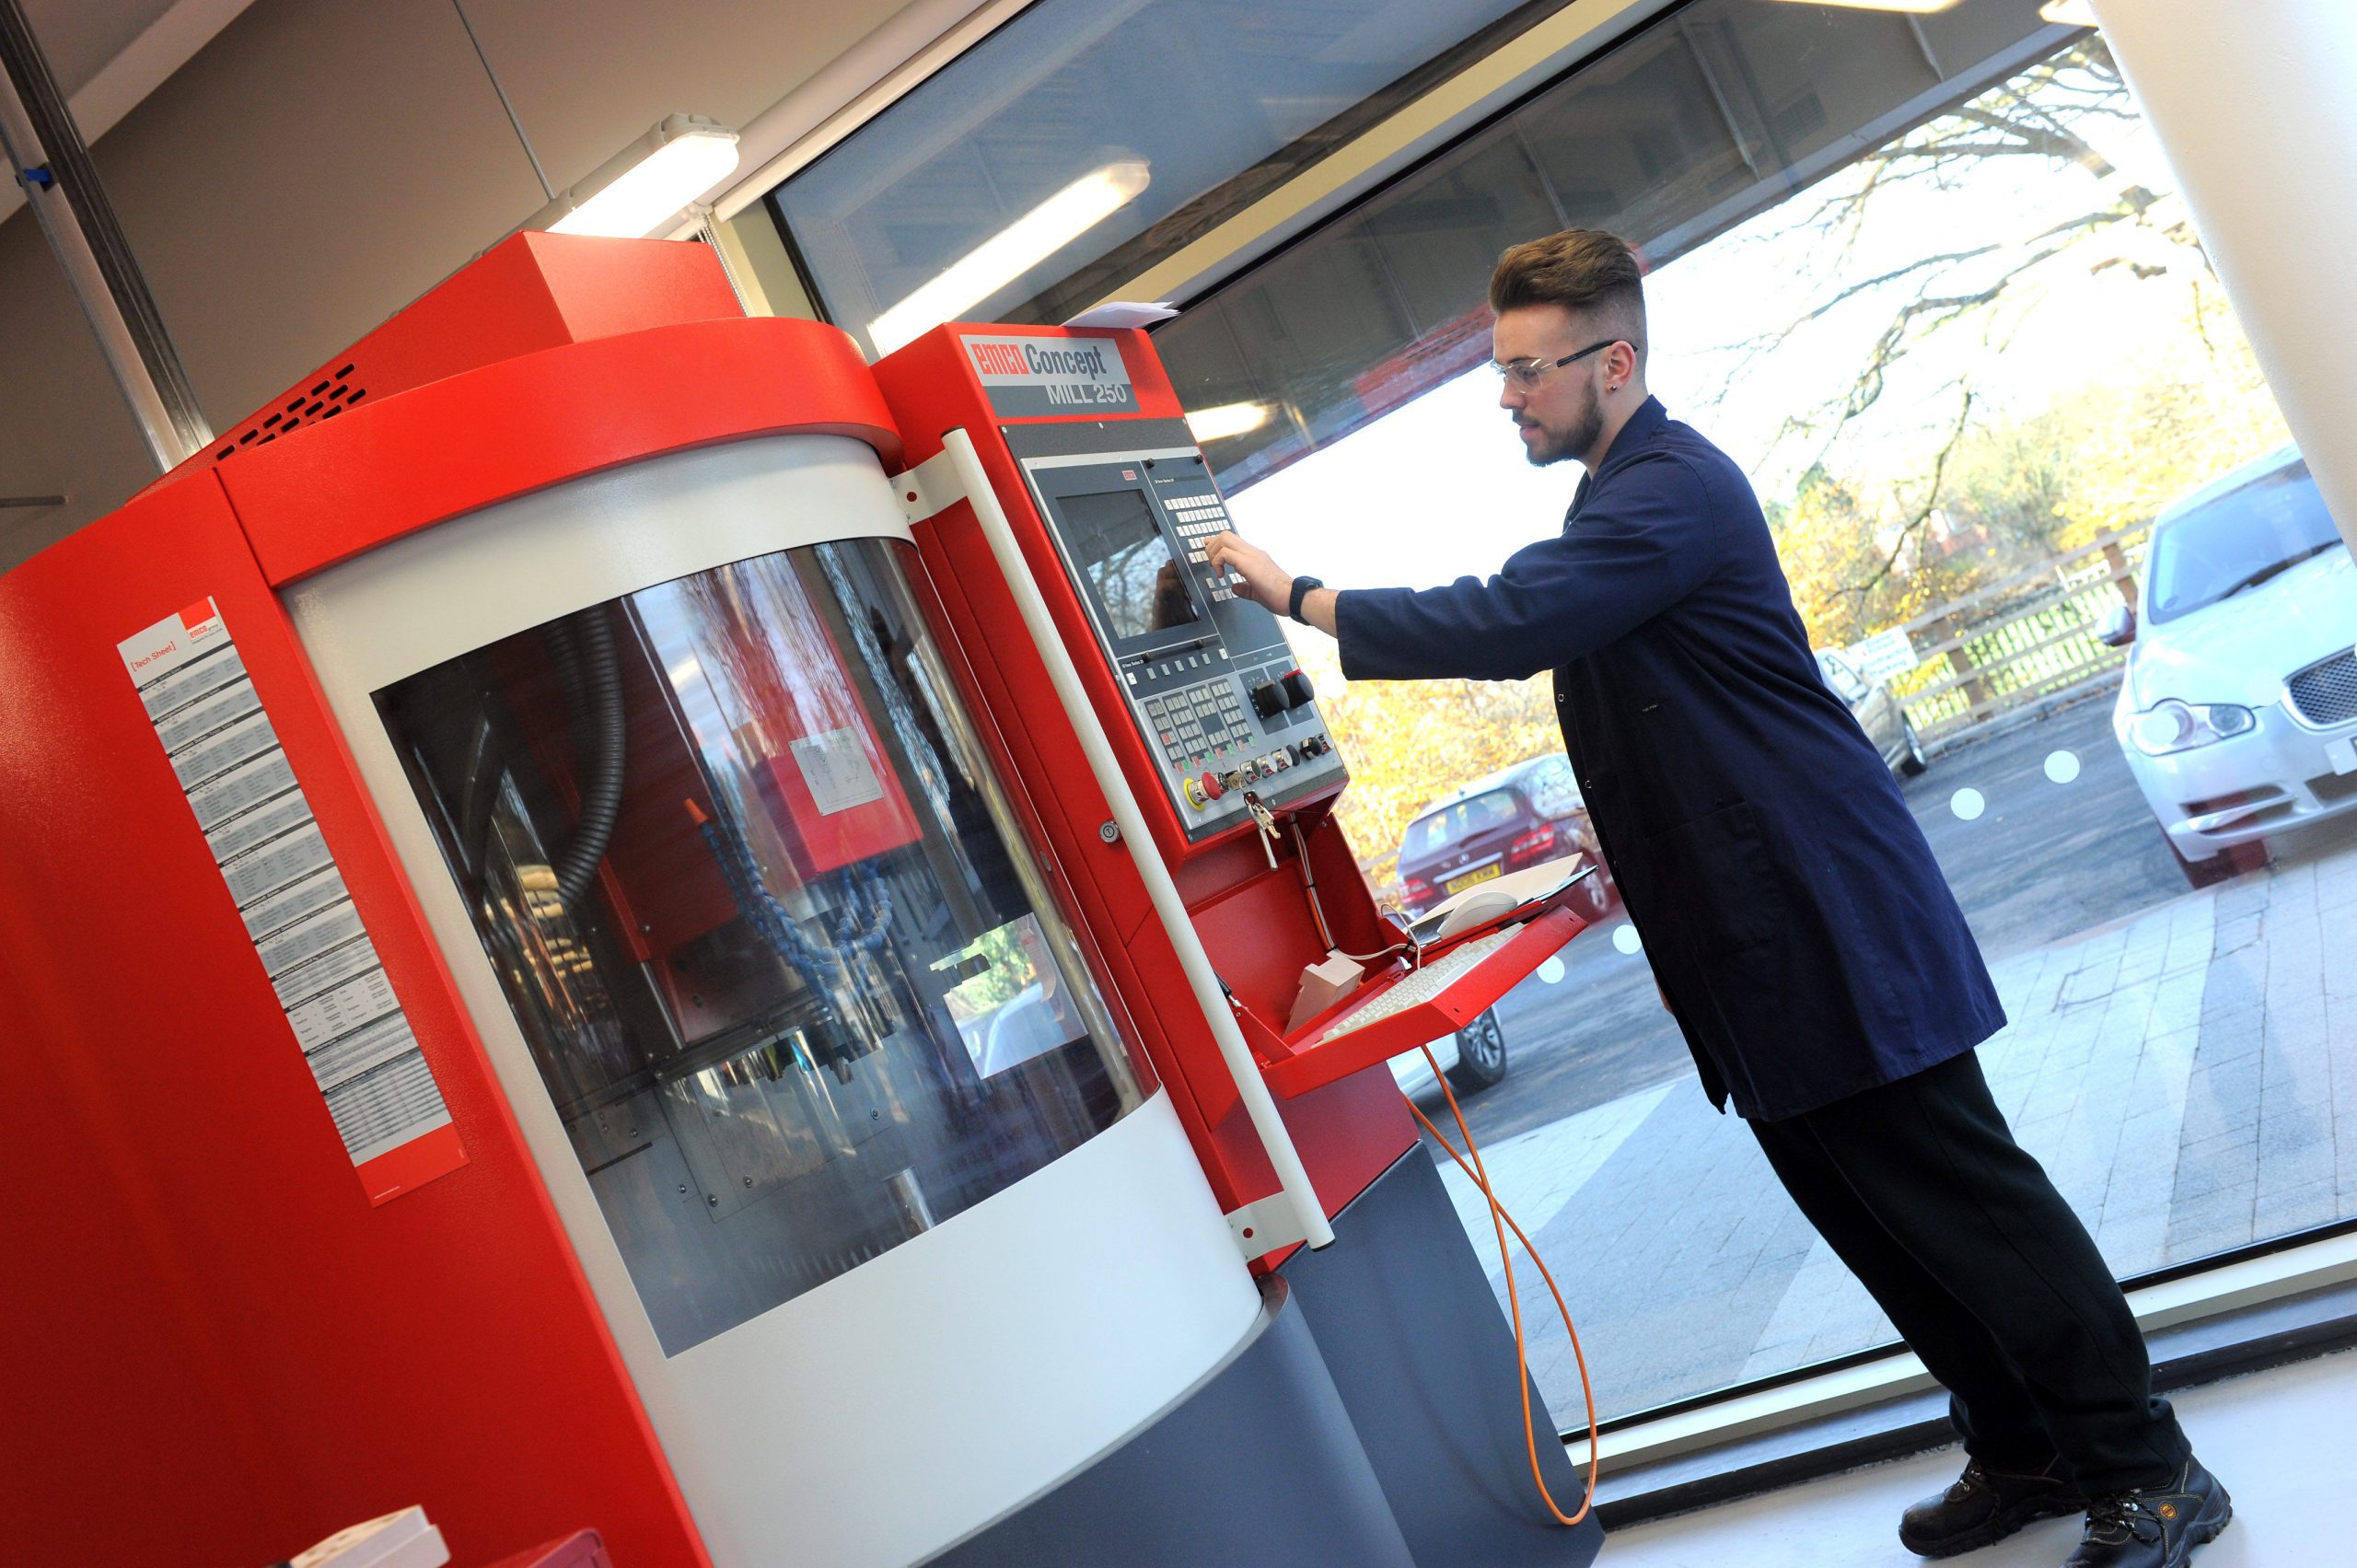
[537, 115, 740, 238]
[1185, 402, 1271, 443]
[2038, 0, 2100, 23]
[1759, 0, 1961, 12]
[870, 159, 1152, 354]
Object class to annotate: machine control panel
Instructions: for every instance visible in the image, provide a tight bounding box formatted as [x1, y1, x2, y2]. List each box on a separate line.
[1006, 418, 1346, 842]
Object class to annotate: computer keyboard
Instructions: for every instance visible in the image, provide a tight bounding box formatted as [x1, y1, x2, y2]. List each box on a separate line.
[1312, 927, 1520, 1043]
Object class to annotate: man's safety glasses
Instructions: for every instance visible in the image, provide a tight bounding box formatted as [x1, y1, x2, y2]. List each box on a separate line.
[1490, 340, 1616, 390]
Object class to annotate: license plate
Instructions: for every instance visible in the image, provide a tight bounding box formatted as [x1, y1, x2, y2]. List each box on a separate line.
[2329, 736, 2357, 776]
[1444, 863, 1503, 895]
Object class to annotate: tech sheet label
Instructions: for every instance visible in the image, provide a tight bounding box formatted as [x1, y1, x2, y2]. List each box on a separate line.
[118, 598, 465, 1204]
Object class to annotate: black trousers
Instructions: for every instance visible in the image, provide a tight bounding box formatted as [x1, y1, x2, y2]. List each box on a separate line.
[1747, 1050, 2189, 1494]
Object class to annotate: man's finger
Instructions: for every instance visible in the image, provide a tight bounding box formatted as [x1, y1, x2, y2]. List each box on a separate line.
[1206, 532, 1254, 587]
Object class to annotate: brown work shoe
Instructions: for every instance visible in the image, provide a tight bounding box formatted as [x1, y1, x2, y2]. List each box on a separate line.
[1899, 1458, 2084, 1558]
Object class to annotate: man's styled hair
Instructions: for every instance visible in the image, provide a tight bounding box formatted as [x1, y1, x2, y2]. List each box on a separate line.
[1489, 229, 1647, 363]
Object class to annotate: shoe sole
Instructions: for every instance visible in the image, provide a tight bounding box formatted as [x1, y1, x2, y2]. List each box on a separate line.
[1899, 1494, 2085, 1560]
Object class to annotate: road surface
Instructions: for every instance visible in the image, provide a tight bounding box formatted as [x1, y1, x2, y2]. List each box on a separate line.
[1423, 694, 2206, 1144]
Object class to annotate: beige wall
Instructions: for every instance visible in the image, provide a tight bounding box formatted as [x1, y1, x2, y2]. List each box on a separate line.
[0, 0, 946, 572]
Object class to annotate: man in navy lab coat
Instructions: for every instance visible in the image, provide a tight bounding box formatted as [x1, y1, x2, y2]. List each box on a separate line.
[1206, 230, 2227, 1568]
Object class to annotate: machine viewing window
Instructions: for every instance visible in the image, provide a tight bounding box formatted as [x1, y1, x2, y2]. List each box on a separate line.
[376, 540, 1148, 1355]
[1062, 487, 1200, 641]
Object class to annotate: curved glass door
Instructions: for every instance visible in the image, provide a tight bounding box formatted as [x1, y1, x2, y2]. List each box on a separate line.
[377, 538, 1147, 1354]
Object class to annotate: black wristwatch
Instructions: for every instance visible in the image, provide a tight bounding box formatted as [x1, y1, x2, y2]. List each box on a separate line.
[1287, 575, 1325, 624]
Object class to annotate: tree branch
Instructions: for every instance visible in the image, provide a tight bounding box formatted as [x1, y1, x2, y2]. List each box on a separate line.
[1837, 386, 1979, 601]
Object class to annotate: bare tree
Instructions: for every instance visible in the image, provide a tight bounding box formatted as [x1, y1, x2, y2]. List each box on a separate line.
[1706, 39, 2210, 573]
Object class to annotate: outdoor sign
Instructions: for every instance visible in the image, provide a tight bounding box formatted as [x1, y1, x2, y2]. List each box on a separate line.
[1849, 626, 1920, 684]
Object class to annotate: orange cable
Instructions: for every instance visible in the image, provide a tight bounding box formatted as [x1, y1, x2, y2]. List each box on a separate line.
[1410, 1042, 1600, 1527]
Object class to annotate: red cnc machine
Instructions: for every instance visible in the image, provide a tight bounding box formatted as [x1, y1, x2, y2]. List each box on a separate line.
[0, 236, 1598, 1568]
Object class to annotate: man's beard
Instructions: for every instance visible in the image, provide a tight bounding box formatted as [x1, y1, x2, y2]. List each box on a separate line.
[1521, 397, 1605, 468]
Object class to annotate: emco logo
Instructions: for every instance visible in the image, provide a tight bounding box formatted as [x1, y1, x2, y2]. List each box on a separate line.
[970, 341, 1031, 377]
[969, 340, 1114, 380]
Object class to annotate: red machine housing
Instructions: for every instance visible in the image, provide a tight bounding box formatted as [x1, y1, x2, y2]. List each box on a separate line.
[874, 324, 1423, 1249]
[0, 234, 903, 1568]
[0, 236, 1578, 1567]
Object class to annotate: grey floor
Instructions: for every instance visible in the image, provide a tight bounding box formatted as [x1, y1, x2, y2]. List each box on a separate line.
[1596, 1344, 2355, 1566]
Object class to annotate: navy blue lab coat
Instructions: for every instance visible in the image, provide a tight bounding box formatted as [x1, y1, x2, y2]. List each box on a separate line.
[1335, 398, 2004, 1119]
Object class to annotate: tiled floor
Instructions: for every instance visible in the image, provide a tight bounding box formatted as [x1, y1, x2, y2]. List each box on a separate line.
[1434, 830, 2357, 1418]
[1596, 1345, 2355, 1566]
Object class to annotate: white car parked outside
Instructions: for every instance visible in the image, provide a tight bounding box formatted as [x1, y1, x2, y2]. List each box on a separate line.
[2102, 447, 2357, 886]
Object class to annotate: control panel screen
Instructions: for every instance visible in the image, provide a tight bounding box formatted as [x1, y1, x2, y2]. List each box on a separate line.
[1062, 487, 1201, 641]
[1009, 422, 1346, 848]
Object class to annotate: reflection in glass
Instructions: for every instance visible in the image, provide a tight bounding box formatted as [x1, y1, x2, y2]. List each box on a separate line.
[1156, 0, 2084, 490]
[1062, 487, 1200, 639]
[377, 540, 1146, 1354]
[938, 913, 1087, 1077]
[772, 0, 1536, 350]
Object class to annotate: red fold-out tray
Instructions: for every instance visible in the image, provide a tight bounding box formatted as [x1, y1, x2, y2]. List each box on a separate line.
[1260, 904, 1589, 1098]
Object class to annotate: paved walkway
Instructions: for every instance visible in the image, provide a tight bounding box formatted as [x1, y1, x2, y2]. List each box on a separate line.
[1432, 832, 2357, 1423]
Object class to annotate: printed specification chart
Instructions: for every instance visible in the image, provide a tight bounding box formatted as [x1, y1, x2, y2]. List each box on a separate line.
[119, 598, 464, 1203]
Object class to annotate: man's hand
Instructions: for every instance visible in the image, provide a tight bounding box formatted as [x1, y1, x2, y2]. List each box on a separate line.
[1204, 532, 1289, 615]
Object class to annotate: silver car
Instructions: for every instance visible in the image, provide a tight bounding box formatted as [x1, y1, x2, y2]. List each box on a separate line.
[2101, 447, 2357, 887]
[1817, 649, 1929, 776]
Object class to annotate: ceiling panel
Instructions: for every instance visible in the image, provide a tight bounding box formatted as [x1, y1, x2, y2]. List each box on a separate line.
[19, 0, 181, 96]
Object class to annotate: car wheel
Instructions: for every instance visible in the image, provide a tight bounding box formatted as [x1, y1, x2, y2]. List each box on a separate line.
[1446, 1007, 1508, 1093]
[2165, 829, 2270, 889]
[1574, 870, 1612, 922]
[1898, 718, 1929, 777]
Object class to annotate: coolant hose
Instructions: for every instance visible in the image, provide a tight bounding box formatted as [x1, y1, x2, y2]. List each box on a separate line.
[552, 607, 626, 909]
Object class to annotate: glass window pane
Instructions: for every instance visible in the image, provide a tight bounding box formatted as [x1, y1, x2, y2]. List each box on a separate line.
[772, 0, 1539, 354]
[376, 539, 1146, 1355]
[1158, 0, 2075, 491]
[1213, 13, 2349, 1434]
